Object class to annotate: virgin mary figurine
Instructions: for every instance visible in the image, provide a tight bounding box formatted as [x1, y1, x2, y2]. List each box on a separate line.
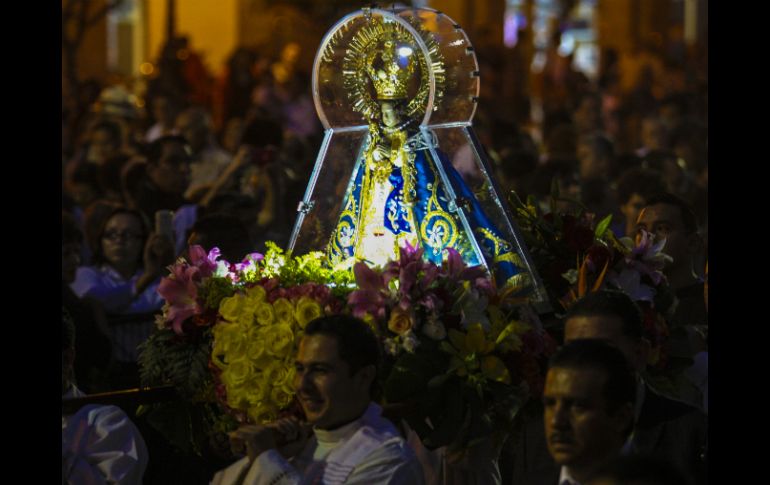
[289, 7, 547, 300]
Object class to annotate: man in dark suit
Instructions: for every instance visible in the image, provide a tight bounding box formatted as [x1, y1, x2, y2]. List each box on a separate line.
[505, 290, 707, 485]
[543, 339, 636, 485]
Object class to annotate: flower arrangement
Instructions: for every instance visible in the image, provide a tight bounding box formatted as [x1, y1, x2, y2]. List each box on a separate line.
[508, 190, 700, 404]
[138, 241, 553, 455]
[138, 243, 352, 454]
[348, 243, 555, 450]
[510, 192, 674, 321]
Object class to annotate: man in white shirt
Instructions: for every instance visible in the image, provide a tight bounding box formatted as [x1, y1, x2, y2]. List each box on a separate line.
[62, 310, 149, 484]
[543, 340, 635, 485]
[211, 314, 425, 485]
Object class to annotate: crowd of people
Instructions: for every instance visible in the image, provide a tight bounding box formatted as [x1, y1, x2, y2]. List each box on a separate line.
[62, 28, 707, 485]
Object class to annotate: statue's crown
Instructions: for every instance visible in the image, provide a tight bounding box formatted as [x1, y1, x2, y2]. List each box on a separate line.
[367, 39, 416, 100]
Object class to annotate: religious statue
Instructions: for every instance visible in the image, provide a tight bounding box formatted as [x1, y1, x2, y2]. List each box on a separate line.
[290, 8, 545, 296]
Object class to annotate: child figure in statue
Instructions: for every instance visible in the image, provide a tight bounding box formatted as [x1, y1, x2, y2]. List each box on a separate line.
[353, 99, 421, 268]
[326, 35, 531, 292]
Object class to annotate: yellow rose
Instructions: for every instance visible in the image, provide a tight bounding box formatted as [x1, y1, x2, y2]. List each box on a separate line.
[270, 385, 294, 409]
[219, 294, 246, 322]
[387, 306, 416, 335]
[295, 296, 322, 329]
[246, 285, 267, 303]
[244, 375, 268, 404]
[213, 322, 247, 361]
[223, 357, 253, 387]
[265, 323, 295, 358]
[264, 361, 291, 386]
[245, 326, 269, 363]
[255, 302, 275, 326]
[268, 361, 296, 388]
[273, 298, 295, 326]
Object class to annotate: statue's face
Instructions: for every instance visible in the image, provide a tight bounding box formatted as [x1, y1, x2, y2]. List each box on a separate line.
[381, 102, 399, 128]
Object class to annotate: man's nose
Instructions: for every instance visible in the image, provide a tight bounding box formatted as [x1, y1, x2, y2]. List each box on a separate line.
[550, 403, 570, 428]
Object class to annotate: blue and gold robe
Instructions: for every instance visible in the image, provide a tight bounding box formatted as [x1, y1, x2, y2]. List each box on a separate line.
[327, 130, 531, 292]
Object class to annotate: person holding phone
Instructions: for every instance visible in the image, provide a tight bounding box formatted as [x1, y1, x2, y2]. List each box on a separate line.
[70, 206, 175, 389]
[212, 315, 424, 485]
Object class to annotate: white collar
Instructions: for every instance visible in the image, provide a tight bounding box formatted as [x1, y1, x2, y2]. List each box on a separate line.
[558, 466, 581, 485]
[313, 414, 364, 446]
[312, 402, 381, 446]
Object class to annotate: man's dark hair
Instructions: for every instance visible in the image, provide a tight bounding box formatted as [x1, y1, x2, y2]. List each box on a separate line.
[645, 192, 698, 236]
[615, 167, 666, 205]
[592, 455, 690, 485]
[304, 315, 382, 395]
[565, 290, 644, 342]
[550, 339, 636, 415]
[144, 135, 190, 165]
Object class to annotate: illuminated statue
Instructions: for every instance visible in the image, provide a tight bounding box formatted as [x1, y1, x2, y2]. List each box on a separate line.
[290, 8, 548, 299]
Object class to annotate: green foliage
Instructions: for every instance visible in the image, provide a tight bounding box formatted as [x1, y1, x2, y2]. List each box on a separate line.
[259, 241, 355, 290]
[594, 213, 613, 239]
[138, 328, 213, 400]
[201, 276, 236, 310]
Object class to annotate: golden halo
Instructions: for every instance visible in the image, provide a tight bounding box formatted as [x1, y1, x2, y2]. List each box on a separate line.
[327, 15, 445, 123]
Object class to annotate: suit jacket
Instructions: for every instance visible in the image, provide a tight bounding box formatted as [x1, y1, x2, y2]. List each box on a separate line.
[633, 387, 708, 484]
[502, 385, 707, 485]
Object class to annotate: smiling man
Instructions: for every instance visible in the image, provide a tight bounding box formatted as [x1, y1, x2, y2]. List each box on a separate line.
[211, 315, 424, 485]
[543, 339, 636, 485]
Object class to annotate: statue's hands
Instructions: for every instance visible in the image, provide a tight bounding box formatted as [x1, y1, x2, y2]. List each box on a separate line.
[371, 143, 389, 163]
